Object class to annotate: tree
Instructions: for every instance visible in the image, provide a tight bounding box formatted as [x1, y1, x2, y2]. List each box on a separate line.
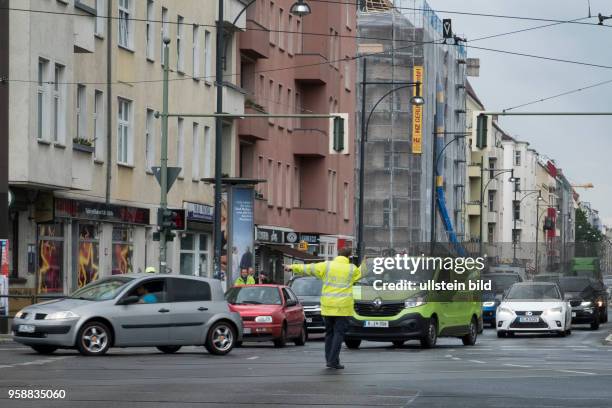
[575, 208, 603, 243]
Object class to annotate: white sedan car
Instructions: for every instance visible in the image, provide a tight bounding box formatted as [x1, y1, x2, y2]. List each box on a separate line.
[496, 282, 572, 338]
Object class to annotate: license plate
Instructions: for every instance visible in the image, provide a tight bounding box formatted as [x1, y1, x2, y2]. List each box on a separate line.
[243, 328, 252, 334]
[364, 321, 389, 328]
[519, 317, 539, 323]
[572, 312, 576, 317]
[306, 318, 313, 323]
[18, 325, 35, 333]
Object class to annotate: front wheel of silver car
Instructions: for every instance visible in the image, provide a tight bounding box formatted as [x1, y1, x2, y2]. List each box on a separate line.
[205, 321, 236, 356]
[77, 321, 111, 356]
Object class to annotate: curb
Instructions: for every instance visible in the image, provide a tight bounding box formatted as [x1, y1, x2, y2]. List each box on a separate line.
[0, 334, 14, 343]
[604, 333, 612, 346]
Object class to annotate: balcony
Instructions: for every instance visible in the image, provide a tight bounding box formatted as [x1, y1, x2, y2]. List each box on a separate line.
[294, 54, 332, 85]
[487, 178, 499, 190]
[466, 203, 481, 216]
[71, 145, 94, 190]
[468, 166, 481, 178]
[222, 82, 246, 115]
[291, 208, 336, 235]
[220, 0, 247, 30]
[487, 210, 498, 223]
[74, 0, 96, 53]
[239, 20, 269, 60]
[238, 106, 269, 141]
[292, 129, 327, 157]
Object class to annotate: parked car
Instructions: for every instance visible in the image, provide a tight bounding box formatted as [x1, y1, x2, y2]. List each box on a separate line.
[481, 272, 523, 327]
[344, 257, 482, 349]
[532, 274, 563, 283]
[12, 275, 242, 356]
[558, 276, 608, 329]
[226, 284, 306, 347]
[287, 276, 324, 335]
[603, 275, 612, 300]
[496, 282, 572, 338]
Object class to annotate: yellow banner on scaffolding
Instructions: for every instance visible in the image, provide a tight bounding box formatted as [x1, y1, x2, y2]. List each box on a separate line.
[412, 66, 424, 154]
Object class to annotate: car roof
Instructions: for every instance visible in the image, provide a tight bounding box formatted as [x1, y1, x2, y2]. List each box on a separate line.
[123, 273, 218, 283]
[234, 284, 286, 288]
[513, 281, 557, 286]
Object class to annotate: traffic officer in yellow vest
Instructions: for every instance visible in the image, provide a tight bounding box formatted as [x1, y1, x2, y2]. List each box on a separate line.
[234, 268, 256, 286]
[285, 247, 360, 369]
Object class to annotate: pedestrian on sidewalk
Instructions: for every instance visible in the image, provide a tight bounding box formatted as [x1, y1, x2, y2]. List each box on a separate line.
[285, 247, 361, 369]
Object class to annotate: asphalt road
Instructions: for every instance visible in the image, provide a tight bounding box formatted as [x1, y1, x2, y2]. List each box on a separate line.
[0, 319, 611, 408]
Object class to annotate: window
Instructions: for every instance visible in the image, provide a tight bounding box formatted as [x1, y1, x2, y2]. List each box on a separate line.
[383, 198, 390, 227]
[179, 233, 211, 277]
[76, 84, 87, 141]
[488, 190, 495, 209]
[146, 0, 154, 60]
[170, 278, 211, 301]
[192, 122, 200, 180]
[514, 178, 521, 192]
[278, 8, 284, 50]
[161, 7, 168, 65]
[285, 164, 291, 209]
[76, 225, 100, 289]
[287, 15, 293, 54]
[117, 98, 132, 165]
[277, 84, 282, 126]
[118, 0, 133, 49]
[177, 117, 184, 176]
[37, 58, 49, 140]
[269, 79, 275, 117]
[95, 0, 105, 37]
[145, 109, 155, 172]
[176, 15, 184, 72]
[293, 166, 300, 207]
[344, 60, 350, 90]
[488, 157, 496, 178]
[203, 125, 212, 178]
[343, 182, 349, 220]
[112, 227, 133, 274]
[52, 64, 65, 143]
[487, 223, 495, 243]
[296, 19, 301, 53]
[345, 1, 351, 28]
[204, 30, 212, 80]
[513, 200, 521, 221]
[93, 90, 104, 160]
[512, 229, 521, 244]
[267, 159, 274, 206]
[332, 171, 337, 213]
[37, 224, 64, 294]
[327, 170, 333, 212]
[514, 150, 521, 166]
[127, 279, 166, 302]
[192, 25, 200, 78]
[269, 2, 275, 44]
[277, 162, 282, 208]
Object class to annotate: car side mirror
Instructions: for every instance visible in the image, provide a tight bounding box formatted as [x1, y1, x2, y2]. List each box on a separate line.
[117, 295, 140, 306]
[286, 299, 297, 307]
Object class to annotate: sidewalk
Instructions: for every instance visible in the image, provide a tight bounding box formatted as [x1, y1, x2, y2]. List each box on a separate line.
[605, 332, 612, 346]
[0, 333, 14, 343]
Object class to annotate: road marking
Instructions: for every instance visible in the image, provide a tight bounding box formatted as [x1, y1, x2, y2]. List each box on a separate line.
[469, 360, 486, 364]
[247, 356, 259, 360]
[504, 363, 532, 368]
[444, 354, 453, 358]
[451, 357, 461, 360]
[0, 347, 29, 351]
[557, 369, 595, 375]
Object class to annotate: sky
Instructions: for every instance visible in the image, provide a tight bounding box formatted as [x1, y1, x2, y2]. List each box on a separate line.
[424, 0, 612, 226]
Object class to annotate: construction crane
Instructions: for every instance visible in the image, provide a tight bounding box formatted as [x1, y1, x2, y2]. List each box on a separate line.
[571, 183, 594, 189]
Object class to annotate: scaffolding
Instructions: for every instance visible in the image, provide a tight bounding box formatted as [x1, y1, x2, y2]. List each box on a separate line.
[357, 0, 468, 255]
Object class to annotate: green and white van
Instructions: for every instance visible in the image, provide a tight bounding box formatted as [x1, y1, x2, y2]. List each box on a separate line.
[344, 257, 483, 349]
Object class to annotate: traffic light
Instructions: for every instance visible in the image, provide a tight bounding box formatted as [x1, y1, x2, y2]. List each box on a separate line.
[333, 116, 345, 152]
[476, 114, 488, 149]
[157, 208, 186, 230]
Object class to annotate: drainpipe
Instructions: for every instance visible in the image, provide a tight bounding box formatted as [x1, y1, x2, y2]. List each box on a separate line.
[105, 0, 112, 204]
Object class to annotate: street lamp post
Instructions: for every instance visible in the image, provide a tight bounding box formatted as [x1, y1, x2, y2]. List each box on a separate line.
[514, 189, 542, 265]
[479, 167, 515, 256]
[356, 59, 423, 263]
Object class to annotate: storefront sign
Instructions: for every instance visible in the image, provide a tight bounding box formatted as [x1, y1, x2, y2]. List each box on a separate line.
[256, 227, 285, 244]
[299, 233, 320, 244]
[55, 198, 150, 225]
[184, 201, 214, 223]
[228, 187, 255, 284]
[412, 66, 424, 154]
[285, 232, 299, 244]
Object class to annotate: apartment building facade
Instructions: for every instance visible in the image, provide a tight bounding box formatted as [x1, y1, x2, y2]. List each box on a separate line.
[238, 0, 357, 282]
[6, 0, 244, 295]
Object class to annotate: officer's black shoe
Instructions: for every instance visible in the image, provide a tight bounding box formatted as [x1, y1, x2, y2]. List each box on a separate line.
[327, 363, 344, 369]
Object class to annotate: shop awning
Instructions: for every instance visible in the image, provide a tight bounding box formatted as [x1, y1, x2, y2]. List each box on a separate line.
[267, 244, 322, 261]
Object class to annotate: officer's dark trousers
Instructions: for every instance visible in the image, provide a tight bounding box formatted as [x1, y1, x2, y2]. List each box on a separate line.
[324, 316, 349, 366]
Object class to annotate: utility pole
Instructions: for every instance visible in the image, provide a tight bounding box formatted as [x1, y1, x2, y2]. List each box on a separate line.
[159, 39, 170, 273]
[478, 156, 484, 256]
[357, 58, 367, 263]
[214, 0, 225, 279]
[0, 0, 8, 240]
[513, 182, 518, 263]
[535, 196, 540, 275]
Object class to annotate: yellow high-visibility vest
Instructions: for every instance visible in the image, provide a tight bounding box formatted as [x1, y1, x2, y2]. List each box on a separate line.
[290, 256, 361, 316]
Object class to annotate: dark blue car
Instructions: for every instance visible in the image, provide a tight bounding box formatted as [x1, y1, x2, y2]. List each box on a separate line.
[481, 272, 523, 327]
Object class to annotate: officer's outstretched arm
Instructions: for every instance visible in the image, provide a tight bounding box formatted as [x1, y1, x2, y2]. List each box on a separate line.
[287, 263, 325, 280]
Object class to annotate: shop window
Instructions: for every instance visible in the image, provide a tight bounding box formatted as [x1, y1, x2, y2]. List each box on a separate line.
[112, 227, 133, 275]
[76, 224, 100, 289]
[180, 233, 210, 277]
[38, 224, 64, 294]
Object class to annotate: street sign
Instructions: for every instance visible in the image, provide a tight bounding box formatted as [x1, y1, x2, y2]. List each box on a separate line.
[442, 19, 453, 39]
[152, 166, 182, 193]
[298, 241, 309, 251]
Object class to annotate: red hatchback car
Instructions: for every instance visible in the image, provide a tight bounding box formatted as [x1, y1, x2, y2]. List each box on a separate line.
[226, 284, 306, 347]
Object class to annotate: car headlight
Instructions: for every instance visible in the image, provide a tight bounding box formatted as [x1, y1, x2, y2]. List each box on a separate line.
[14, 310, 26, 319]
[254, 315, 273, 323]
[580, 301, 592, 307]
[498, 306, 514, 315]
[44, 311, 79, 320]
[404, 296, 426, 308]
[482, 301, 495, 307]
[544, 307, 563, 315]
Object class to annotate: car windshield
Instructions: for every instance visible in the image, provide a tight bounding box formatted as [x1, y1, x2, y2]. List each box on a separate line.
[506, 284, 561, 300]
[558, 278, 590, 292]
[226, 286, 282, 305]
[290, 279, 323, 296]
[485, 274, 521, 292]
[70, 277, 134, 301]
[357, 258, 434, 286]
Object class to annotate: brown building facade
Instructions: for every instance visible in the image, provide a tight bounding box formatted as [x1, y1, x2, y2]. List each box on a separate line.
[238, 0, 357, 282]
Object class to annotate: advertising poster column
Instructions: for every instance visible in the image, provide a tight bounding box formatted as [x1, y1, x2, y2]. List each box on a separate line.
[0, 239, 8, 316]
[228, 186, 255, 287]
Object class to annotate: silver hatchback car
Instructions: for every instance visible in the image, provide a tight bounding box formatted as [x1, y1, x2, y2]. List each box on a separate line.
[12, 274, 242, 356]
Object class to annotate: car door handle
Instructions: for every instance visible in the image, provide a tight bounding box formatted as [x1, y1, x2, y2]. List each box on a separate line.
[158, 308, 170, 313]
[197, 307, 208, 311]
